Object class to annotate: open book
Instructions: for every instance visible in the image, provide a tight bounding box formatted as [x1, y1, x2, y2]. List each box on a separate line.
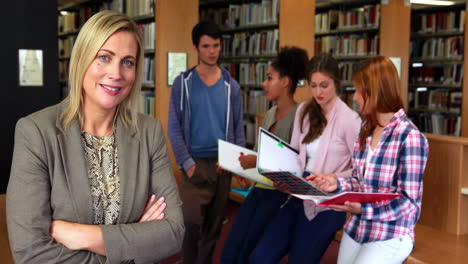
[293, 192, 402, 206]
[218, 139, 274, 188]
[256, 128, 401, 205]
[256, 128, 328, 195]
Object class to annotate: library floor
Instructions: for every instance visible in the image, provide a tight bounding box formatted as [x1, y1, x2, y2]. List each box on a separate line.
[158, 200, 339, 264]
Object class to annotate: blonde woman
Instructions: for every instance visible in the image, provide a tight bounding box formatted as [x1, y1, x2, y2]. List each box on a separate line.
[7, 11, 184, 263]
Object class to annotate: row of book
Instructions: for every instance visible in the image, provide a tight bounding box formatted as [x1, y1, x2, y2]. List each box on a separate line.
[315, 4, 380, 33]
[221, 29, 279, 57]
[58, 35, 77, 58]
[58, 8, 93, 33]
[59, 60, 69, 81]
[412, 10, 465, 34]
[410, 64, 463, 85]
[139, 22, 155, 50]
[339, 90, 359, 112]
[339, 62, 361, 82]
[411, 37, 464, 59]
[58, 22, 154, 57]
[201, 0, 279, 28]
[410, 112, 461, 136]
[244, 120, 256, 146]
[410, 89, 462, 114]
[139, 91, 155, 117]
[58, 54, 155, 85]
[315, 35, 379, 57]
[221, 61, 271, 86]
[125, 0, 154, 18]
[243, 90, 269, 116]
[142, 57, 154, 85]
[58, 0, 153, 34]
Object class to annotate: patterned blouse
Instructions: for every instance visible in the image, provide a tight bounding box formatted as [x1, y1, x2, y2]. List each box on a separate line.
[81, 131, 121, 225]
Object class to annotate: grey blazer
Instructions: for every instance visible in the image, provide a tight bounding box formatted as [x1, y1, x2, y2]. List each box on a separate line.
[6, 103, 184, 264]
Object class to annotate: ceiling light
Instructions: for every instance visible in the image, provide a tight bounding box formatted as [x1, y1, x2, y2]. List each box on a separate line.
[410, 0, 456, 6]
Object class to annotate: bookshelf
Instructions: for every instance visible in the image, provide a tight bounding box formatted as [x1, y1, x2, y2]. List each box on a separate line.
[314, 0, 381, 110]
[418, 134, 468, 235]
[408, 2, 466, 136]
[199, 0, 315, 201]
[57, 0, 156, 117]
[200, 0, 315, 147]
[57, 0, 198, 184]
[200, 0, 280, 147]
[313, 0, 411, 113]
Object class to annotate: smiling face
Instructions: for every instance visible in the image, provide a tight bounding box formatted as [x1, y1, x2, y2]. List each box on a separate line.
[81, 30, 138, 114]
[262, 66, 288, 101]
[195, 35, 221, 66]
[309, 72, 337, 108]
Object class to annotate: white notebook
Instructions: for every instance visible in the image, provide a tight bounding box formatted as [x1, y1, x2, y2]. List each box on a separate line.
[218, 139, 273, 187]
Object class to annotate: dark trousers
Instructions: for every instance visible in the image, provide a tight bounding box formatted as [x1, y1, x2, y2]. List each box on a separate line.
[249, 197, 346, 264]
[180, 157, 232, 264]
[221, 187, 288, 264]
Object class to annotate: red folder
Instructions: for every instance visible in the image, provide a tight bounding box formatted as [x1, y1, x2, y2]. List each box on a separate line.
[293, 192, 402, 207]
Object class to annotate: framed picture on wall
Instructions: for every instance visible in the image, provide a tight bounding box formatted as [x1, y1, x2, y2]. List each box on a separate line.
[167, 52, 187, 86]
[18, 49, 43, 87]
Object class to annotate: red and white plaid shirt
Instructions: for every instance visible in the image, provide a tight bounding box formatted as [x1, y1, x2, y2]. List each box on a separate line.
[337, 109, 428, 243]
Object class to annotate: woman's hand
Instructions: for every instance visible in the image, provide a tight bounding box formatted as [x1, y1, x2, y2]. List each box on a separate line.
[50, 220, 105, 255]
[328, 201, 361, 214]
[139, 194, 166, 222]
[50, 220, 87, 251]
[238, 154, 257, 169]
[310, 172, 338, 192]
[235, 176, 253, 190]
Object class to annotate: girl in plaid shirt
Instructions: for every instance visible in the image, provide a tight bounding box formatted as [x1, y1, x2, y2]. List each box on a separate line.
[315, 56, 428, 264]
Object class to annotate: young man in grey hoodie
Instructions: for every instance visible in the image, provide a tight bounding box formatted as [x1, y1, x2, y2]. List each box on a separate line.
[168, 21, 245, 264]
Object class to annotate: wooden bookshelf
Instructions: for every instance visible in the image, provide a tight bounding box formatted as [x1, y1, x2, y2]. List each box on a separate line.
[409, 83, 462, 89]
[411, 31, 464, 39]
[419, 134, 468, 235]
[315, 0, 382, 107]
[57, 0, 157, 117]
[198, 0, 315, 201]
[220, 22, 279, 33]
[58, 0, 93, 11]
[219, 55, 278, 60]
[410, 58, 463, 64]
[315, 26, 379, 36]
[409, 2, 466, 136]
[200, 0, 280, 149]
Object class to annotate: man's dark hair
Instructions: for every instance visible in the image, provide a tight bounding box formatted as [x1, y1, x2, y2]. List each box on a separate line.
[192, 21, 222, 47]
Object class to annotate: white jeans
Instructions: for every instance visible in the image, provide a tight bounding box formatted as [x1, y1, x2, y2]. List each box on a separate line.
[337, 232, 414, 264]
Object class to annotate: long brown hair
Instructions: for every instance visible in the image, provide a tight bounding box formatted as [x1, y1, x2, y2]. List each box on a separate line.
[353, 56, 404, 150]
[300, 53, 340, 144]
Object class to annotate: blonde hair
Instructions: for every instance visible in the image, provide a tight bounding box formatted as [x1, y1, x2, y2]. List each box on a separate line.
[61, 10, 144, 130]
